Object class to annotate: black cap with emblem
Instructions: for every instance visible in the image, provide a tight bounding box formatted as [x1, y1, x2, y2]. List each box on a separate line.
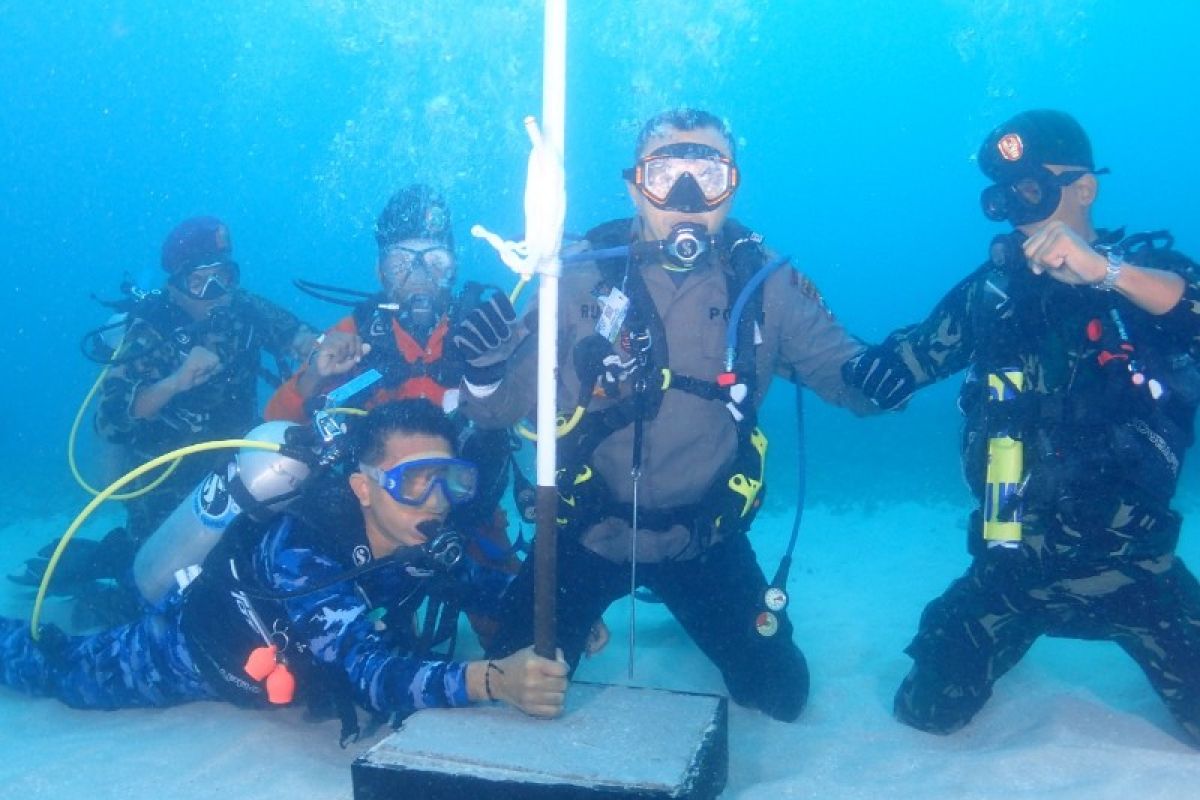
[977, 109, 1095, 181]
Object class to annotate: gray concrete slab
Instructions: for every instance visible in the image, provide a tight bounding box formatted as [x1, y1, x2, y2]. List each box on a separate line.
[352, 682, 727, 799]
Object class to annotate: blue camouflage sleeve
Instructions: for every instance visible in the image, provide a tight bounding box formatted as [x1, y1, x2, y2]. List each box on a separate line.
[253, 520, 472, 715]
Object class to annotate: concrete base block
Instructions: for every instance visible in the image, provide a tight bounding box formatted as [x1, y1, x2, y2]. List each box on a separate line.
[352, 682, 728, 799]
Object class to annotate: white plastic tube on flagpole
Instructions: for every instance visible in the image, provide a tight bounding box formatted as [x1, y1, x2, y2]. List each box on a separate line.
[534, 0, 566, 489]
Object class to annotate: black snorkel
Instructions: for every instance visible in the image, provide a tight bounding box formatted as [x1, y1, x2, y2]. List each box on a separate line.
[293, 278, 377, 308]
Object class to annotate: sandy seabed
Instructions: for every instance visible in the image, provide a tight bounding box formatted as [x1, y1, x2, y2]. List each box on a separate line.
[2, 501, 1199, 799]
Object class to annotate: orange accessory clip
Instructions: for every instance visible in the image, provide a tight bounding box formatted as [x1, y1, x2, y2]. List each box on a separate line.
[244, 645, 278, 681]
[265, 664, 296, 705]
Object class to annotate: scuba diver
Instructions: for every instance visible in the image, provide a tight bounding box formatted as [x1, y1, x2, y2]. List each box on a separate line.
[455, 108, 881, 723]
[9, 216, 316, 627]
[0, 400, 569, 741]
[266, 185, 522, 644]
[266, 184, 469, 420]
[842, 109, 1200, 745]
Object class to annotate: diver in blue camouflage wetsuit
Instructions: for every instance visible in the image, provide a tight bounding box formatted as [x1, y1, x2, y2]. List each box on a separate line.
[843, 109, 1200, 744]
[0, 400, 569, 737]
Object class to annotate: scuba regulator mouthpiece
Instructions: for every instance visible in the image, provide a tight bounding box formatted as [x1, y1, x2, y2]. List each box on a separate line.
[661, 222, 713, 271]
[404, 291, 438, 332]
[412, 520, 465, 573]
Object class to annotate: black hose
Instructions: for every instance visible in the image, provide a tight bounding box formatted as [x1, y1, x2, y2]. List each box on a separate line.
[770, 383, 806, 590]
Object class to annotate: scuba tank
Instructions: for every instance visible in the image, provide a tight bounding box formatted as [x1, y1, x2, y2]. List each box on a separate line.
[133, 369, 380, 606]
[982, 369, 1025, 548]
[133, 421, 313, 605]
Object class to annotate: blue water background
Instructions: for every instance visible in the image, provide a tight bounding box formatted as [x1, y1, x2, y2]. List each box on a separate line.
[2, 1, 1198, 523]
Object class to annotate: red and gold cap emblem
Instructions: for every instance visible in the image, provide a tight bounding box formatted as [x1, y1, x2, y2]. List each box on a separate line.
[997, 133, 1024, 162]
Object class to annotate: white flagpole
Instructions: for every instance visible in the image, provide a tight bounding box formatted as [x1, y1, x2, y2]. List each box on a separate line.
[469, 1, 566, 658]
[530, 0, 566, 658]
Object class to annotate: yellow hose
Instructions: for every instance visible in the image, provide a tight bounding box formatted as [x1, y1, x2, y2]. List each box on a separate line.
[67, 366, 181, 500]
[514, 405, 585, 442]
[509, 276, 530, 306]
[325, 406, 367, 417]
[31, 438, 283, 640]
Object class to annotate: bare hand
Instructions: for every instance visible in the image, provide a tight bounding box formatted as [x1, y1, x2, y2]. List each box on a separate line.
[1022, 220, 1107, 287]
[289, 327, 320, 363]
[584, 619, 610, 657]
[311, 331, 371, 379]
[491, 646, 569, 718]
[171, 346, 221, 392]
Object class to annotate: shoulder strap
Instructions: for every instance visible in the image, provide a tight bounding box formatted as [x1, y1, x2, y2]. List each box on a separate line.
[352, 298, 415, 386]
[584, 218, 637, 286]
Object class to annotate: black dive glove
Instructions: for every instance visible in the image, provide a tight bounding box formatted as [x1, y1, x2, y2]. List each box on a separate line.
[452, 291, 520, 386]
[842, 346, 917, 410]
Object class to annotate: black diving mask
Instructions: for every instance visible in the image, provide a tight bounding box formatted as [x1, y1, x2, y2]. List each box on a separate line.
[980, 167, 1107, 226]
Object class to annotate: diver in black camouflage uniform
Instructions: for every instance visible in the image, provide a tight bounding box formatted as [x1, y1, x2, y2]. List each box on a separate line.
[10, 216, 315, 623]
[95, 217, 317, 542]
[843, 109, 1200, 744]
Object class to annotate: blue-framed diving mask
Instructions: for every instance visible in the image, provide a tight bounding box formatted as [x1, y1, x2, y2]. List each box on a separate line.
[360, 457, 478, 507]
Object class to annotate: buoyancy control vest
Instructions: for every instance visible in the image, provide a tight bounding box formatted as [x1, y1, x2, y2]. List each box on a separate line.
[959, 229, 1200, 523]
[86, 289, 286, 388]
[550, 218, 771, 548]
[350, 283, 488, 392]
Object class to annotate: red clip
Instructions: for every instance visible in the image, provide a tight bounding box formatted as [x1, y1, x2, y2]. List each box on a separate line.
[717, 372, 737, 387]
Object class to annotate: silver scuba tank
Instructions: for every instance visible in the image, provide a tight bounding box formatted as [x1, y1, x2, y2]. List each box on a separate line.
[133, 421, 311, 605]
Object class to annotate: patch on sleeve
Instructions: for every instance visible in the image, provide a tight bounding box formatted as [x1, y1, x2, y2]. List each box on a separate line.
[792, 270, 835, 319]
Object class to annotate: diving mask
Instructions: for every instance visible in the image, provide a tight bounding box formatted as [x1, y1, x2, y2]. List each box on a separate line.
[980, 167, 1105, 226]
[624, 142, 739, 212]
[360, 457, 478, 507]
[174, 261, 239, 301]
[380, 244, 456, 289]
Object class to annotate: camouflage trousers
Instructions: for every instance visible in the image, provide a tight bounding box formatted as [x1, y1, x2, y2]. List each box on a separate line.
[0, 601, 217, 709]
[894, 536, 1200, 745]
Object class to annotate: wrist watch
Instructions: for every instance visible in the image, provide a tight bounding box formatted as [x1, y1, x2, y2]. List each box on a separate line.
[1094, 246, 1124, 292]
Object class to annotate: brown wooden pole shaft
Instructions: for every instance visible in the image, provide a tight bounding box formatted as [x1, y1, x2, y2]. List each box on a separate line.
[533, 484, 558, 659]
